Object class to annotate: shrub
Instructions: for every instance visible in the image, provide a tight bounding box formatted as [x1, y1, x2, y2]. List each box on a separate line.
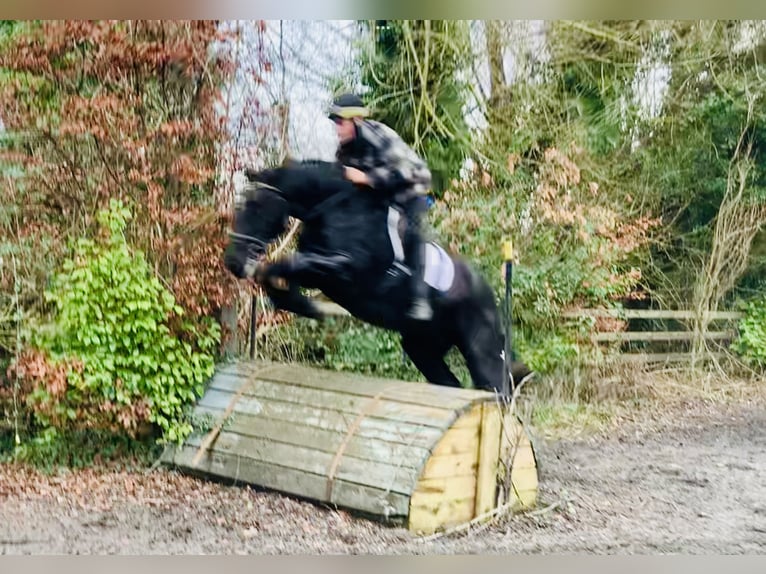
[259, 316, 427, 383]
[428, 145, 658, 374]
[10, 200, 219, 444]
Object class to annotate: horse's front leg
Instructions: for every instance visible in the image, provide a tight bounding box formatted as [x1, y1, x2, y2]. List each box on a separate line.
[255, 251, 353, 320]
[266, 251, 356, 285]
[261, 279, 324, 321]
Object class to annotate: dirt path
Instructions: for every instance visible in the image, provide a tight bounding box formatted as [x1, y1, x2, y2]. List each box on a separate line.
[1, 395, 765, 554]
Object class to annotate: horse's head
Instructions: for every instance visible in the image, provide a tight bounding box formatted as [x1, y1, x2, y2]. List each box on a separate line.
[223, 169, 290, 279]
[224, 159, 350, 279]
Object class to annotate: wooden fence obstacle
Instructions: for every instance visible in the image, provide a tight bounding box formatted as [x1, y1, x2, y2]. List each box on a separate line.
[161, 360, 538, 535]
[563, 308, 743, 364]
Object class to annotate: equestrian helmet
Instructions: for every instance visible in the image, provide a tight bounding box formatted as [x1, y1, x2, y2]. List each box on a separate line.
[328, 93, 370, 120]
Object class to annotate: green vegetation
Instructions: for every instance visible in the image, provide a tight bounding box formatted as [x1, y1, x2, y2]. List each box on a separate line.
[14, 201, 220, 445]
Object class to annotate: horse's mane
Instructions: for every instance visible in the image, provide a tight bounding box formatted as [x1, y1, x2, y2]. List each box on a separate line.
[290, 158, 334, 169]
[282, 158, 346, 185]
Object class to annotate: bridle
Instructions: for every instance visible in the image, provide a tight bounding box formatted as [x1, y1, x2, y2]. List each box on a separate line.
[227, 180, 284, 278]
[227, 230, 269, 251]
[227, 230, 269, 279]
[227, 182, 284, 241]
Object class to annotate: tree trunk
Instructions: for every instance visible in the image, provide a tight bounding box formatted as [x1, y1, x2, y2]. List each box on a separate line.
[485, 20, 508, 111]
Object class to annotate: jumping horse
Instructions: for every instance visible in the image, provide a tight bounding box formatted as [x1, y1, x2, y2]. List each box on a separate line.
[223, 160, 530, 395]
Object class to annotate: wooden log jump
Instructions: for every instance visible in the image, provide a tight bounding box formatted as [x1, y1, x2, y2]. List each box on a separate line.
[161, 360, 538, 535]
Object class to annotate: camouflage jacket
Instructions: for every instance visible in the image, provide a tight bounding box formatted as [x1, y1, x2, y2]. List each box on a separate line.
[336, 119, 431, 203]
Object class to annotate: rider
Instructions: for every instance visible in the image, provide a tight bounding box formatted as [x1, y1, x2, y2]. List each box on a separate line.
[328, 92, 434, 321]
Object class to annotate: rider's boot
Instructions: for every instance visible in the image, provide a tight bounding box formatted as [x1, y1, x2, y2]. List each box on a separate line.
[406, 240, 433, 321]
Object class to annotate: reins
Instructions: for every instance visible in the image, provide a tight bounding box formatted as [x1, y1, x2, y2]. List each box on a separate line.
[227, 231, 268, 250]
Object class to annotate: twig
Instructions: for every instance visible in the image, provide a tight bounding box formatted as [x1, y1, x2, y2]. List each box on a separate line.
[509, 370, 535, 414]
[527, 497, 567, 517]
[416, 498, 521, 543]
[145, 446, 170, 474]
[474, 497, 568, 539]
[494, 370, 535, 507]
[0, 537, 51, 545]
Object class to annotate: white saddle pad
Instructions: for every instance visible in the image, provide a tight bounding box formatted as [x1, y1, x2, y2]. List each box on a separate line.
[387, 206, 455, 293]
[424, 242, 455, 292]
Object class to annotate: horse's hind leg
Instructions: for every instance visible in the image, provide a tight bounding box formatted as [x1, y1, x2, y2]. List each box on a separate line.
[401, 334, 462, 389]
[454, 310, 506, 394]
[452, 273, 507, 394]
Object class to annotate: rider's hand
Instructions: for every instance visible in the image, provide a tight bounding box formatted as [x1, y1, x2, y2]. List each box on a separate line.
[344, 166, 371, 187]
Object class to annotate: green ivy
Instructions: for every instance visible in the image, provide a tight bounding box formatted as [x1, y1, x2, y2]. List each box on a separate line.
[732, 297, 766, 369]
[5, 426, 164, 473]
[30, 200, 219, 444]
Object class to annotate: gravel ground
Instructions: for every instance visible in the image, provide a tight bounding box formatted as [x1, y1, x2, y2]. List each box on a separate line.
[1, 392, 765, 554]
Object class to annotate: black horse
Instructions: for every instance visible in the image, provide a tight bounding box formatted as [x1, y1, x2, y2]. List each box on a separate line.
[224, 160, 530, 395]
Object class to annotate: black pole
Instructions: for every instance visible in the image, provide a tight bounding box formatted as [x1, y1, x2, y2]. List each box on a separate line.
[502, 240, 514, 399]
[249, 292, 257, 360]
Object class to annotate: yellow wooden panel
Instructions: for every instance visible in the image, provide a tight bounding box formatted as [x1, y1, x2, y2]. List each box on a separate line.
[474, 403, 502, 518]
[408, 497, 476, 535]
[510, 467, 539, 506]
[419, 451, 479, 479]
[499, 413, 535, 466]
[450, 404, 484, 428]
[494, 411, 538, 512]
[409, 491, 474, 510]
[514, 488, 538, 509]
[510, 444, 537, 469]
[410, 476, 477, 505]
[430, 426, 481, 456]
[511, 466, 539, 489]
[497, 472, 538, 510]
[500, 417, 530, 447]
[412, 474, 477, 495]
[499, 490, 537, 511]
